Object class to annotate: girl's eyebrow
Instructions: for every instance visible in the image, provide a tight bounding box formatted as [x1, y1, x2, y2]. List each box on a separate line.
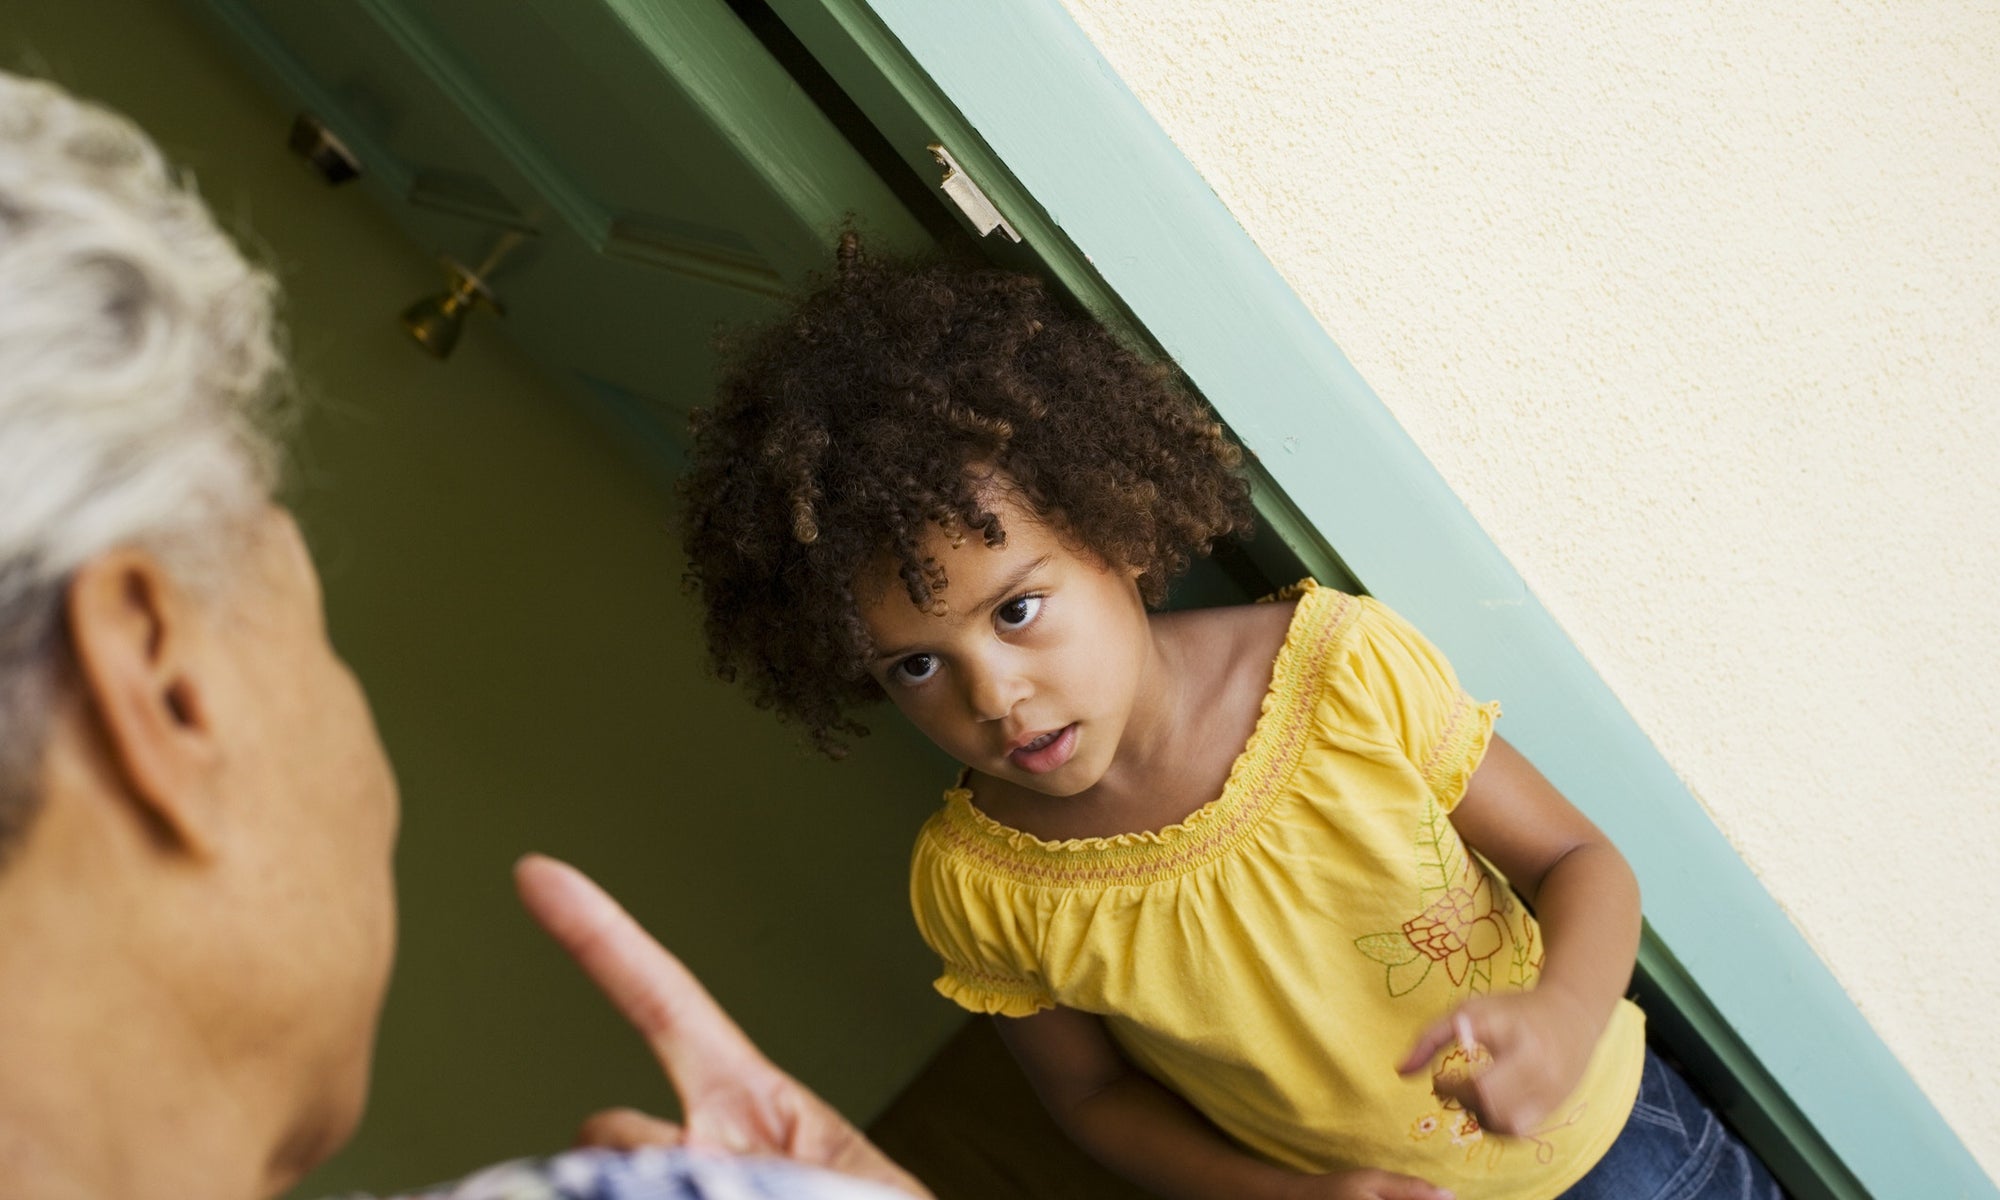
[870, 554, 1053, 666]
[971, 554, 1053, 615]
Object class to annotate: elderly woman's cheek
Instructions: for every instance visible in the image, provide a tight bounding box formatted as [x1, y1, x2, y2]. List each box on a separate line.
[219, 521, 403, 1155]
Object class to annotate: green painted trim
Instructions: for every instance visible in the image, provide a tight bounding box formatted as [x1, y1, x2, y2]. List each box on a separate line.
[580, 0, 923, 256]
[776, 2, 1995, 1197]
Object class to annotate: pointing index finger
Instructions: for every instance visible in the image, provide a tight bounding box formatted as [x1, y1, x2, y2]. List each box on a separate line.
[514, 854, 767, 1099]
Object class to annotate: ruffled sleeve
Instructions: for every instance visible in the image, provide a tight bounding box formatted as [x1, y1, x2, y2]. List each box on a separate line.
[1345, 596, 1501, 811]
[908, 815, 1055, 1017]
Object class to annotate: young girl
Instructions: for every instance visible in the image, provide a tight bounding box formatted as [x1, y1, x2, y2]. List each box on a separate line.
[679, 239, 1782, 1200]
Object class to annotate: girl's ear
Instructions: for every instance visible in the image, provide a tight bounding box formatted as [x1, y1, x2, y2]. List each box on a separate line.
[63, 549, 225, 856]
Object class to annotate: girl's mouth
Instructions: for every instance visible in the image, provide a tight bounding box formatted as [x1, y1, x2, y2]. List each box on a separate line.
[1008, 723, 1079, 774]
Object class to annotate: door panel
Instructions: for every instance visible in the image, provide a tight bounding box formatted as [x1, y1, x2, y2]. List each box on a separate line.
[188, 0, 932, 434]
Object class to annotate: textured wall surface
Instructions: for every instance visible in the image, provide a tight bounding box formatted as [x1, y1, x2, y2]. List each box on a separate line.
[1057, 0, 2000, 1175]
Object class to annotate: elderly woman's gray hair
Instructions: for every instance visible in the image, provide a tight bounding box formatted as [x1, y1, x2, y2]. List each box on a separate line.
[0, 71, 289, 855]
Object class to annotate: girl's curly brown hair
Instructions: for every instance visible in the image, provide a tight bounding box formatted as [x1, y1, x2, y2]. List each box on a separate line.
[681, 236, 1253, 756]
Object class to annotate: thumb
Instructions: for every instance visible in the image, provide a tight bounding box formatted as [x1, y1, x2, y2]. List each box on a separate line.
[1399, 1013, 1462, 1075]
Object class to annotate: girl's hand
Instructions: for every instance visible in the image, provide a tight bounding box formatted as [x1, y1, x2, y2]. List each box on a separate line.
[515, 854, 933, 1199]
[1291, 1168, 1454, 1200]
[1396, 989, 1595, 1136]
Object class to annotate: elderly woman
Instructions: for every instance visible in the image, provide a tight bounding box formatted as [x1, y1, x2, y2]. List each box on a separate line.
[0, 71, 925, 1200]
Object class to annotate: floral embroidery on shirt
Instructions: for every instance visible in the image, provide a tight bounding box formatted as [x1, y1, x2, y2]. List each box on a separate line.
[1403, 1046, 1590, 1173]
[1361, 793, 1580, 1174]
[1407, 1052, 1502, 1171]
[1508, 909, 1543, 990]
[1354, 794, 1538, 999]
[1402, 873, 1506, 987]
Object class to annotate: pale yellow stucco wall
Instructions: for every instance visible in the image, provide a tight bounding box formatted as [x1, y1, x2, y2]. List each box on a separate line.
[1057, 0, 2000, 1176]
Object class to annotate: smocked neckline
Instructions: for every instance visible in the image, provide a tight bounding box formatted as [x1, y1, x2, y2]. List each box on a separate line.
[936, 580, 1348, 871]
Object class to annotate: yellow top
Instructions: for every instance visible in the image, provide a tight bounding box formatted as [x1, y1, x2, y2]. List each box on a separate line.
[908, 583, 1645, 1198]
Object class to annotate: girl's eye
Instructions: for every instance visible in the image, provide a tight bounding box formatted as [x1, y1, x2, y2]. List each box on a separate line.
[893, 653, 940, 684]
[996, 594, 1043, 632]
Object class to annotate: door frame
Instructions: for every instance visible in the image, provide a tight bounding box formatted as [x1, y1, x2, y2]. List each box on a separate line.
[760, 2, 1994, 1197]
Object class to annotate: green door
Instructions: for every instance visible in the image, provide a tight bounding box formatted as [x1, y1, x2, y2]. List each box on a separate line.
[188, 0, 933, 462]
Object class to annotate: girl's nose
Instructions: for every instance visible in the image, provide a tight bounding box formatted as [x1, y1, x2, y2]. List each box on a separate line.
[964, 659, 1029, 723]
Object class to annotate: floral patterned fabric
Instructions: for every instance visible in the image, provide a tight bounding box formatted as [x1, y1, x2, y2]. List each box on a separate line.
[339, 1147, 906, 1200]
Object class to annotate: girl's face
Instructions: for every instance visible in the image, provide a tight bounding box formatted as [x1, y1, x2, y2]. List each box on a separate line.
[856, 489, 1157, 798]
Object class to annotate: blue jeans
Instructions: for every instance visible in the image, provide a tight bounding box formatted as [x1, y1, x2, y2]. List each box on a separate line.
[1560, 1048, 1784, 1200]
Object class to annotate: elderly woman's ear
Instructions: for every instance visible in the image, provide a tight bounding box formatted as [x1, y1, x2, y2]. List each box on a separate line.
[61, 545, 227, 856]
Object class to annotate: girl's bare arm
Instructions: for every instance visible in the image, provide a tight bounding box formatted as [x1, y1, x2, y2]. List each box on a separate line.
[997, 1007, 1450, 1200]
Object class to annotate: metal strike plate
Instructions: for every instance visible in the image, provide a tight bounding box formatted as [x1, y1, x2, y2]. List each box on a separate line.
[928, 143, 1021, 243]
